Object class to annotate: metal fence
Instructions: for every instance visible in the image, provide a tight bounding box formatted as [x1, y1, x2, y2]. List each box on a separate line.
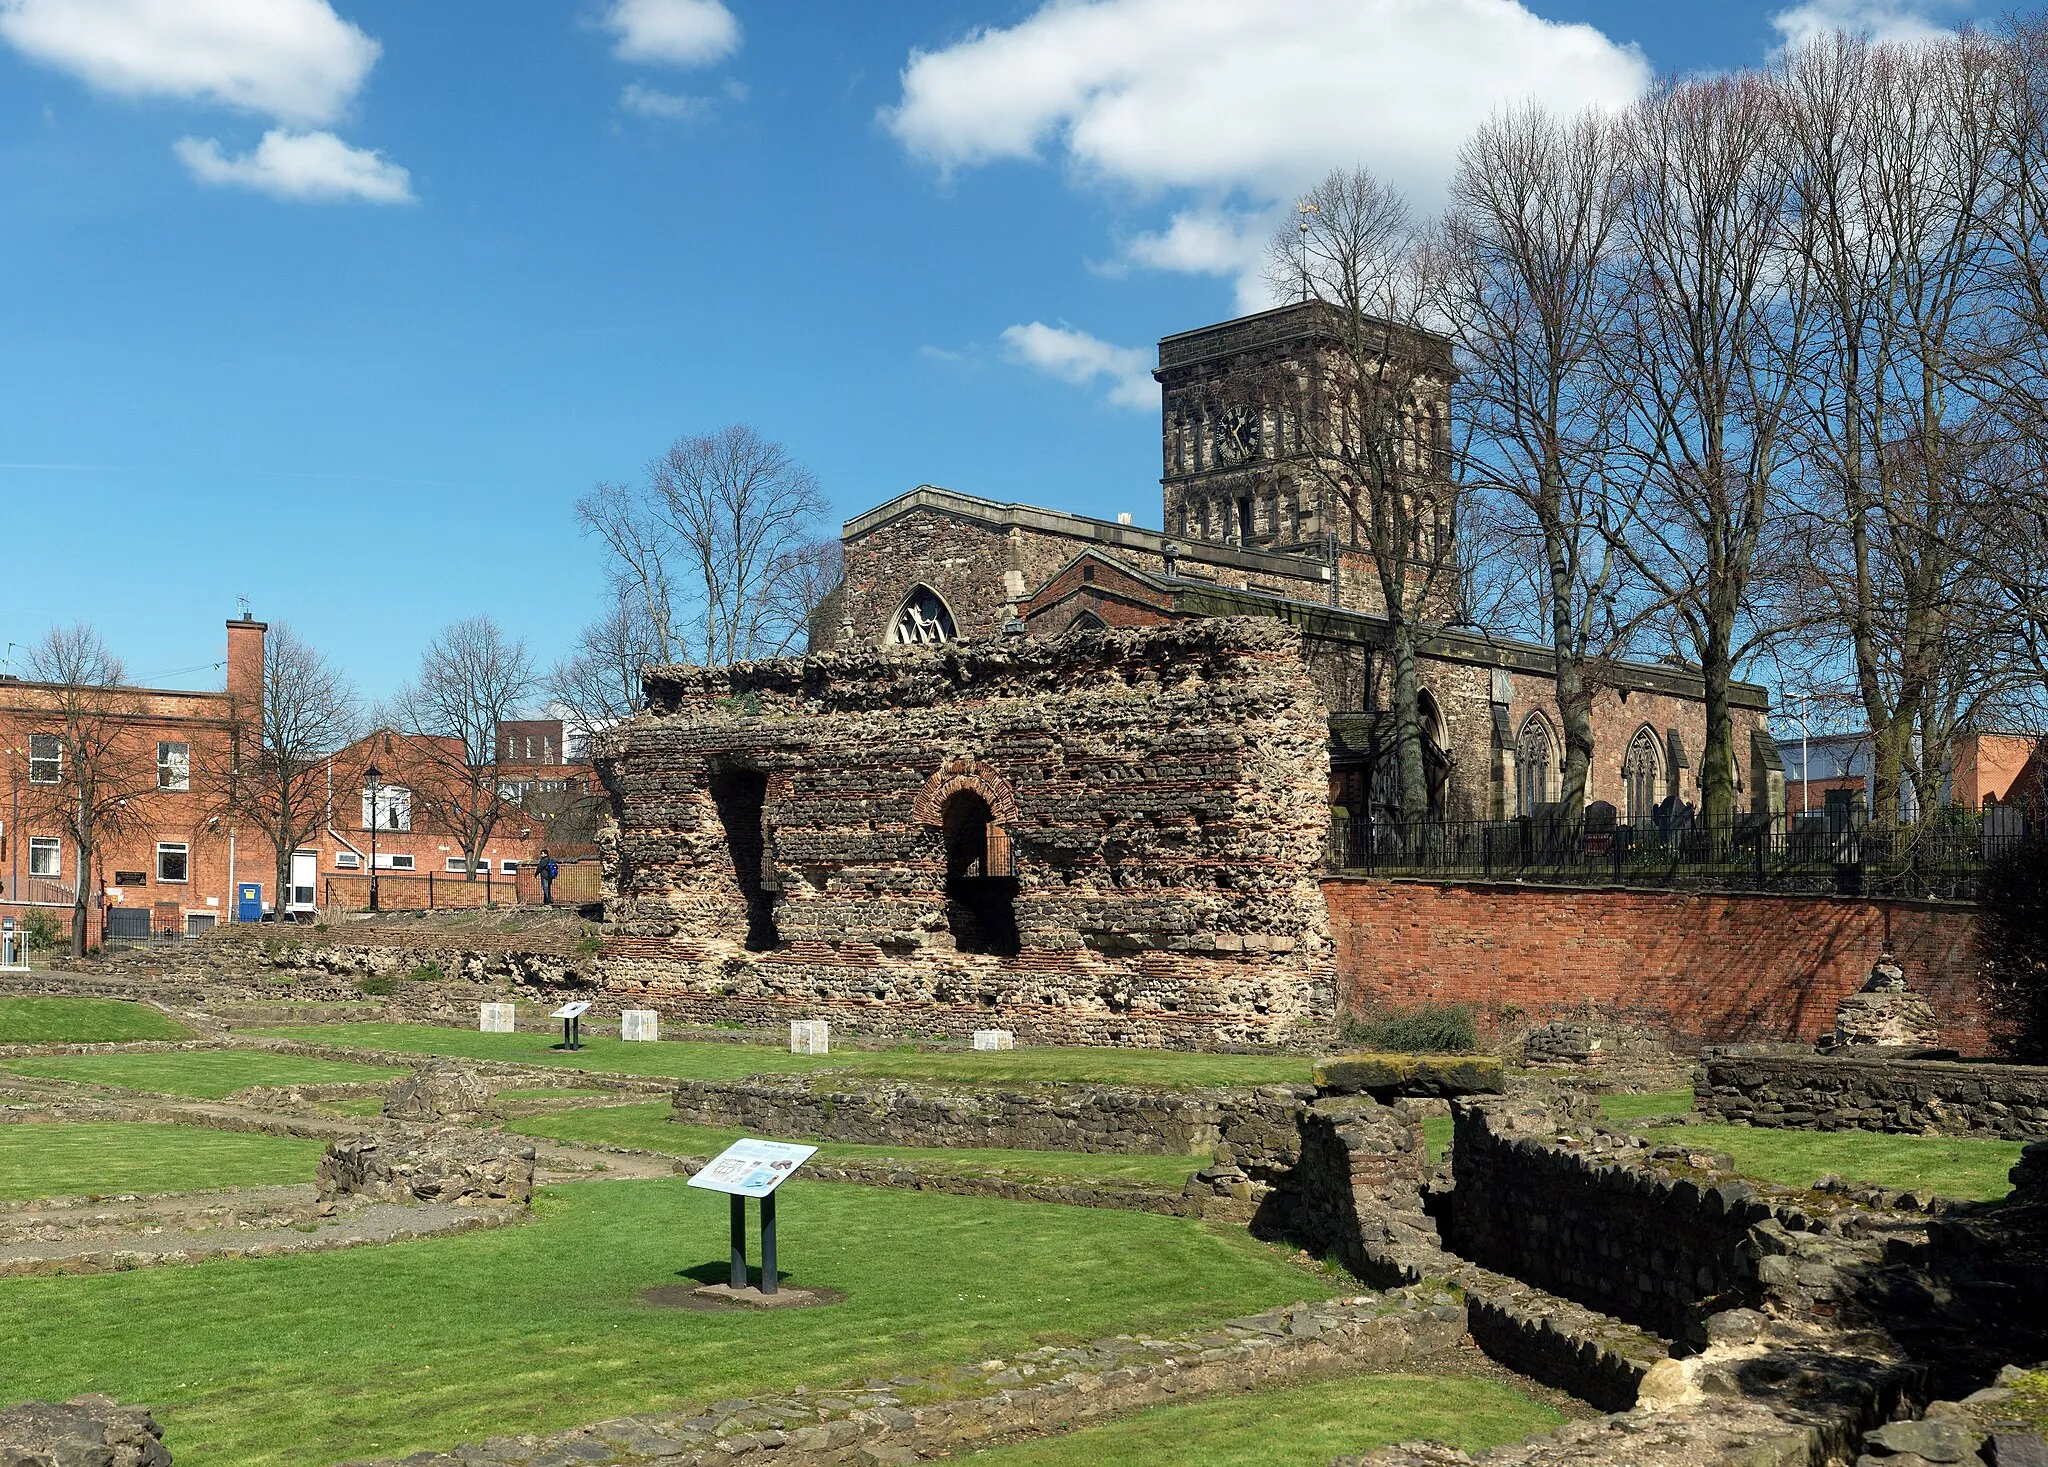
[1327, 813, 2039, 900]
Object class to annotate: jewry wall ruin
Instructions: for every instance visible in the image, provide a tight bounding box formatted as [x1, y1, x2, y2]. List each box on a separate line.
[593, 619, 1338, 1048]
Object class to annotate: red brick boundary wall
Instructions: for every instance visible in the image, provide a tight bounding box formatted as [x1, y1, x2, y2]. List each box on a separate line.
[1322, 878, 1988, 1055]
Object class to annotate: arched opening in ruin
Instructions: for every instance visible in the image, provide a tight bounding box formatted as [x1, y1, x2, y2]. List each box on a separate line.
[940, 789, 1019, 957]
[708, 764, 779, 950]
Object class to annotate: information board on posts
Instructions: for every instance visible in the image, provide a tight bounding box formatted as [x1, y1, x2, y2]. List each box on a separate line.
[686, 1139, 818, 1198]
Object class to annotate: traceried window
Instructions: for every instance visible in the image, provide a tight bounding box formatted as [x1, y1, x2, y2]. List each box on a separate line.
[156, 843, 189, 883]
[157, 741, 190, 791]
[1515, 715, 1554, 818]
[361, 785, 412, 832]
[28, 837, 60, 878]
[1623, 727, 1662, 825]
[28, 734, 60, 785]
[891, 586, 957, 645]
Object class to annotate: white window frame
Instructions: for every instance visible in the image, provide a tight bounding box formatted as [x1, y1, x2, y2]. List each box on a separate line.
[333, 850, 361, 869]
[156, 842, 190, 883]
[374, 852, 415, 871]
[28, 837, 61, 878]
[500, 860, 519, 874]
[361, 785, 412, 833]
[157, 740, 191, 792]
[28, 734, 60, 786]
[445, 856, 474, 874]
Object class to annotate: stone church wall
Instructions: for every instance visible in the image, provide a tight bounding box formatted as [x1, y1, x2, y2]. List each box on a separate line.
[594, 619, 1339, 1048]
[1326, 878, 1986, 1053]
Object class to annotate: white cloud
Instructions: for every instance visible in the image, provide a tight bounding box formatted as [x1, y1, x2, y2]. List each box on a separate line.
[1117, 206, 1278, 312]
[0, 0, 378, 126]
[604, 0, 740, 67]
[1769, 0, 1961, 47]
[621, 83, 712, 122]
[1001, 322, 1156, 410]
[175, 129, 412, 203]
[886, 0, 1648, 202]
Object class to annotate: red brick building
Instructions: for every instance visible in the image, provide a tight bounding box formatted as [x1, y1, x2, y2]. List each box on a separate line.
[304, 721, 597, 912]
[0, 615, 264, 947]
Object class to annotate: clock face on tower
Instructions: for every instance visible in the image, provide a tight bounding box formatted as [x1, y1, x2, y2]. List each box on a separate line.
[1216, 408, 1261, 464]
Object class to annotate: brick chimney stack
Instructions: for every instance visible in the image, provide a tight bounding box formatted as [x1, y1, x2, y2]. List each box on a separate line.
[226, 612, 266, 715]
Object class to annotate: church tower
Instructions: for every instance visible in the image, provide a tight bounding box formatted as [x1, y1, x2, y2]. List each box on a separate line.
[1154, 301, 1458, 607]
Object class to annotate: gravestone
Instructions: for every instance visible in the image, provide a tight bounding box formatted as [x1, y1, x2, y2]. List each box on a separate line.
[972, 1029, 1016, 1051]
[790, 1019, 829, 1055]
[621, 1008, 659, 1042]
[479, 1002, 516, 1034]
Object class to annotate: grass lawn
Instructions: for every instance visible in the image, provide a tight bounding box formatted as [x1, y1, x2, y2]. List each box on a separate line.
[509, 1102, 1206, 1185]
[240, 1023, 1316, 1088]
[0, 1122, 324, 1199]
[0, 1179, 1329, 1467]
[0, 1050, 403, 1100]
[1601, 1089, 1694, 1122]
[1637, 1123, 2023, 1201]
[0, 997, 191, 1044]
[958, 1371, 1567, 1466]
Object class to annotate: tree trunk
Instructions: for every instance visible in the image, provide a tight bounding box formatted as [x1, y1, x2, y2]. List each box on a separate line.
[1389, 617, 1429, 830]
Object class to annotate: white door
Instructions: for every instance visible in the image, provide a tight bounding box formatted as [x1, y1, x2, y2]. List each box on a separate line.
[289, 850, 318, 913]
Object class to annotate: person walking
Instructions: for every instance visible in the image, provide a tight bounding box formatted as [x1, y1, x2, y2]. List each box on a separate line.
[537, 849, 559, 906]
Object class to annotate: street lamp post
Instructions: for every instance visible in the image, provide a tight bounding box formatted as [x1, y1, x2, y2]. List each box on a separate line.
[365, 761, 381, 913]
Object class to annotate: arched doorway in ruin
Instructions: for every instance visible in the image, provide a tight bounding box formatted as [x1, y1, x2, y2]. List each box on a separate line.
[914, 759, 1021, 958]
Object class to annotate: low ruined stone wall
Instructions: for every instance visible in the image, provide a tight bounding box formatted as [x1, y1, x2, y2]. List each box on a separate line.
[669, 1074, 1309, 1172]
[1446, 1098, 1771, 1339]
[1695, 1047, 2048, 1140]
[1326, 877, 1987, 1053]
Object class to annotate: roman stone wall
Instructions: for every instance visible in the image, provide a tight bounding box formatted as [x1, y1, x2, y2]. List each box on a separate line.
[1696, 1048, 2048, 1139]
[595, 620, 1338, 1048]
[1446, 1099, 1772, 1339]
[669, 1074, 1310, 1171]
[1325, 878, 1986, 1052]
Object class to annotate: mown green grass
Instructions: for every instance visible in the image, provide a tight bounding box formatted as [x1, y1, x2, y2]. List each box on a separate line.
[238, 1024, 835, 1081]
[0, 1050, 403, 1100]
[0, 1179, 1326, 1467]
[241, 1022, 1317, 1087]
[0, 997, 191, 1044]
[0, 1122, 324, 1199]
[508, 1102, 1206, 1185]
[1601, 1088, 1695, 1121]
[1637, 1123, 2023, 1201]
[958, 1371, 1567, 1466]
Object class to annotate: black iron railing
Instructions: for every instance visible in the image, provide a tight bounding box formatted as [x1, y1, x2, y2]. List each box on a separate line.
[1327, 813, 2037, 900]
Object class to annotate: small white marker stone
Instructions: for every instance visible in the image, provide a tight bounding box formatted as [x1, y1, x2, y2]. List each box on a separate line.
[971, 1029, 1016, 1051]
[621, 1009, 659, 1042]
[479, 1002, 516, 1034]
[789, 1019, 830, 1055]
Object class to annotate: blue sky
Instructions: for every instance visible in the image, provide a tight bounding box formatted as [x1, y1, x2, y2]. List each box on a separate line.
[0, 0, 1980, 702]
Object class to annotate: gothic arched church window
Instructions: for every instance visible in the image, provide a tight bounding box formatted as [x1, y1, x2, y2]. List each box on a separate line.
[1623, 725, 1662, 825]
[891, 585, 957, 645]
[1515, 714, 1554, 818]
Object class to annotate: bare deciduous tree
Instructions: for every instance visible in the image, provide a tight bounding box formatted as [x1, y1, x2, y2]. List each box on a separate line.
[1267, 167, 1459, 826]
[1609, 74, 1808, 823]
[574, 425, 832, 668]
[546, 595, 665, 738]
[1777, 30, 2004, 821]
[1442, 104, 1643, 817]
[215, 624, 358, 918]
[395, 617, 538, 878]
[13, 626, 151, 955]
